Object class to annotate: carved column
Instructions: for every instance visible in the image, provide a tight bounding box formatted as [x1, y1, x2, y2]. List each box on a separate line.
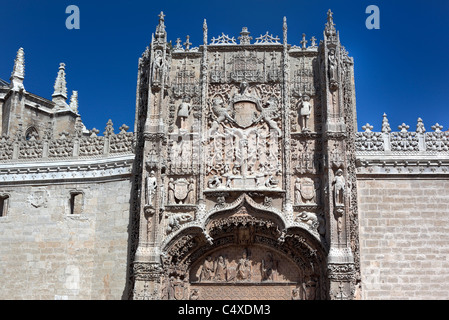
[133, 12, 169, 299]
[319, 10, 357, 300]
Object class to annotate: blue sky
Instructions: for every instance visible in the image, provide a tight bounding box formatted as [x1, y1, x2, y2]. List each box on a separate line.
[1, 0, 448, 133]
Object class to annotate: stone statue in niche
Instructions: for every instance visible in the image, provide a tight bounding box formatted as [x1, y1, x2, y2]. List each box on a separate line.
[299, 94, 312, 131]
[294, 177, 316, 205]
[152, 50, 165, 83]
[235, 249, 252, 281]
[146, 171, 157, 206]
[328, 48, 338, 89]
[333, 169, 345, 207]
[199, 256, 214, 282]
[261, 251, 278, 281]
[168, 178, 175, 204]
[177, 99, 192, 132]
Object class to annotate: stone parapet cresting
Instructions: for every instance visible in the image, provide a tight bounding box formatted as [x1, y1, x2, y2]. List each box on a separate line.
[0, 120, 135, 163]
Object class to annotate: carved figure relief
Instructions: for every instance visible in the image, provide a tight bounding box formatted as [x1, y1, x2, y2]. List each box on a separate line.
[333, 169, 345, 207]
[236, 249, 252, 281]
[328, 48, 338, 89]
[177, 100, 192, 132]
[152, 50, 167, 84]
[299, 94, 312, 131]
[261, 252, 278, 281]
[166, 213, 193, 234]
[146, 171, 157, 206]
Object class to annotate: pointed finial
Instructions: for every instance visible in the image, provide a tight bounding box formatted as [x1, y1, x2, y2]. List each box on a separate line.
[69, 90, 79, 113]
[416, 117, 426, 134]
[10, 47, 25, 92]
[184, 35, 192, 51]
[203, 19, 208, 46]
[155, 11, 167, 42]
[325, 9, 337, 38]
[53, 63, 68, 102]
[238, 27, 252, 45]
[382, 113, 391, 133]
[310, 36, 317, 48]
[283, 17, 288, 45]
[431, 123, 444, 133]
[301, 33, 308, 49]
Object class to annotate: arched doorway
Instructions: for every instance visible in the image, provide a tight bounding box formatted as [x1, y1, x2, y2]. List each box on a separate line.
[160, 201, 327, 300]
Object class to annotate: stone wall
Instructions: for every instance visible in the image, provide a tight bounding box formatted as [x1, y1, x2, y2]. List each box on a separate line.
[0, 178, 132, 300]
[357, 178, 449, 300]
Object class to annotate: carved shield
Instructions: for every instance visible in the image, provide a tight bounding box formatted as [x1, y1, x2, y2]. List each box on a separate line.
[173, 282, 185, 300]
[174, 179, 189, 201]
[300, 178, 315, 201]
[233, 101, 258, 128]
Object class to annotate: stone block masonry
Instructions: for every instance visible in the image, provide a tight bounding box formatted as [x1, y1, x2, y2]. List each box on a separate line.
[0, 179, 132, 300]
[358, 178, 449, 300]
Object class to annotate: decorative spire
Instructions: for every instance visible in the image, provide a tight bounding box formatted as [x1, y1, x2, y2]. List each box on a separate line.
[325, 9, 337, 41]
[310, 36, 317, 48]
[10, 47, 25, 92]
[69, 90, 79, 113]
[53, 63, 67, 100]
[238, 27, 252, 45]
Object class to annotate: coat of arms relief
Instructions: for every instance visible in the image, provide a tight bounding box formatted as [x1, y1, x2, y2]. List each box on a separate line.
[205, 82, 283, 192]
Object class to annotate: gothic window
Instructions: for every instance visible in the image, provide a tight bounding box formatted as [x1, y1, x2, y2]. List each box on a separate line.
[25, 127, 39, 140]
[0, 195, 9, 217]
[69, 192, 84, 215]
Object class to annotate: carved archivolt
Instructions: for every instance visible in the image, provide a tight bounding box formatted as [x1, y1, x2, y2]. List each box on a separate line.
[158, 200, 328, 300]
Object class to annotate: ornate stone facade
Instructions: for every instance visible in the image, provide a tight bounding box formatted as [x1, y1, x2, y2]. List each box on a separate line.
[1, 10, 449, 300]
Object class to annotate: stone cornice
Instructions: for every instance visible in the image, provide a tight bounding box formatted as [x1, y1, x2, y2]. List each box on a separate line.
[0, 154, 134, 184]
[356, 153, 449, 176]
